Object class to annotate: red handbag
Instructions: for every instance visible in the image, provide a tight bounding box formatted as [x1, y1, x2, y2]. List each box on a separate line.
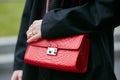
[24, 34, 90, 73]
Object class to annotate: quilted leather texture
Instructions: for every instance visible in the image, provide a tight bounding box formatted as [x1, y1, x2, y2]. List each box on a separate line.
[24, 34, 90, 73]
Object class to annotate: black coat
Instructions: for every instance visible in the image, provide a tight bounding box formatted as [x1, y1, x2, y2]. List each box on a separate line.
[13, 0, 120, 80]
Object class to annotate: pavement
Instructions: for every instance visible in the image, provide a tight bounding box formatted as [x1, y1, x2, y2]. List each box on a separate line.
[0, 27, 120, 80]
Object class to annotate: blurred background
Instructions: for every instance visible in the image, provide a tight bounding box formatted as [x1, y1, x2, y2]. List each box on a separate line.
[0, 0, 120, 80]
[0, 0, 25, 80]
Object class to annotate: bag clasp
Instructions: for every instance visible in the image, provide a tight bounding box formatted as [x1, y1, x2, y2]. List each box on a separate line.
[47, 44, 58, 56]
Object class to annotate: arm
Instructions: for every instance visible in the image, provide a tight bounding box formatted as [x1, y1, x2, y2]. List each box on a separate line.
[41, 0, 119, 39]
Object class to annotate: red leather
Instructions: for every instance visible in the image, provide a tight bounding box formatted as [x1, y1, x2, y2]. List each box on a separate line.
[24, 34, 90, 73]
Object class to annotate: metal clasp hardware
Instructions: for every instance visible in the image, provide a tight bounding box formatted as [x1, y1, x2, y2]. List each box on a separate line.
[47, 47, 58, 56]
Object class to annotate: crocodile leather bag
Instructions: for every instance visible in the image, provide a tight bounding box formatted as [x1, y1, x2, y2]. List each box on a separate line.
[24, 34, 90, 73]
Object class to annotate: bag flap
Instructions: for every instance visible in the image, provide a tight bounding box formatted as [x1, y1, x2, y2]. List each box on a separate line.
[29, 34, 87, 50]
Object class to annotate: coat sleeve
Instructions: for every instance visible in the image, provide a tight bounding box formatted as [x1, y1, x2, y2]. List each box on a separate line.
[13, 0, 33, 70]
[41, 0, 119, 39]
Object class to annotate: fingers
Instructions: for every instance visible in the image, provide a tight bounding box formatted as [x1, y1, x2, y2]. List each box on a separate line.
[11, 72, 18, 80]
[26, 20, 42, 43]
[26, 25, 37, 39]
[27, 33, 41, 43]
[26, 20, 40, 39]
[11, 70, 23, 80]
[18, 71, 22, 80]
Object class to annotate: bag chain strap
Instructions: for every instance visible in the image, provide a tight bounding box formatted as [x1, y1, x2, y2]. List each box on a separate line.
[46, 0, 49, 13]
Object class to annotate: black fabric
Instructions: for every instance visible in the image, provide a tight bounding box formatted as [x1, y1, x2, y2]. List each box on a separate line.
[13, 0, 33, 70]
[41, 0, 119, 39]
[13, 0, 120, 80]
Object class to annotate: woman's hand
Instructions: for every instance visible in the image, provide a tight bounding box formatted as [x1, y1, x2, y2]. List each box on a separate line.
[26, 20, 42, 43]
[11, 70, 23, 80]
